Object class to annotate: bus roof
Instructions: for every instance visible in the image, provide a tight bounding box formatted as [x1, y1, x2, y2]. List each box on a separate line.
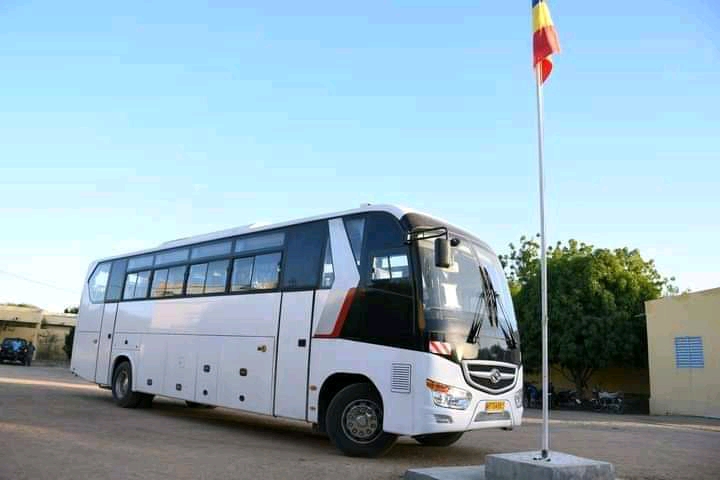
[89, 203, 494, 266]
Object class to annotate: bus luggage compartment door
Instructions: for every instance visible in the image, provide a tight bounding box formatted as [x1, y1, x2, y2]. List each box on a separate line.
[218, 336, 275, 415]
[273, 291, 315, 420]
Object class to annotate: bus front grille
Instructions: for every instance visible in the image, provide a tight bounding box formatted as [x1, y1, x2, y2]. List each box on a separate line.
[461, 360, 518, 395]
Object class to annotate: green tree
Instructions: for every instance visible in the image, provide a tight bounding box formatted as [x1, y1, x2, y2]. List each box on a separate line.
[500, 236, 673, 397]
[64, 326, 75, 360]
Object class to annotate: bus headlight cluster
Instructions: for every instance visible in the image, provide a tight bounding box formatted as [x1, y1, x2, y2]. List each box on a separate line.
[515, 390, 523, 408]
[426, 379, 472, 410]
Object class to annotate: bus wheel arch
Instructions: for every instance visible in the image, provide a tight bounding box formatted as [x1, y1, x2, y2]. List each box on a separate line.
[111, 356, 151, 409]
[317, 373, 376, 434]
[319, 374, 397, 457]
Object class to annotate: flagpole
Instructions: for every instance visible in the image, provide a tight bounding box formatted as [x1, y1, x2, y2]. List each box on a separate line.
[535, 64, 550, 460]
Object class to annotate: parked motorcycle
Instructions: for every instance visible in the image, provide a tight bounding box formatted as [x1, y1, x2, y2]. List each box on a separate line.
[591, 386, 624, 414]
[555, 389, 583, 409]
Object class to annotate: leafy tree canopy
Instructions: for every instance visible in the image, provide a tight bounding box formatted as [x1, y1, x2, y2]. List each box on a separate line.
[500, 236, 674, 396]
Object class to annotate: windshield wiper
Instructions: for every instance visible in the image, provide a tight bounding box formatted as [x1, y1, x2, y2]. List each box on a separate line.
[479, 266, 518, 350]
[466, 292, 489, 344]
[465, 267, 499, 344]
[495, 298, 518, 349]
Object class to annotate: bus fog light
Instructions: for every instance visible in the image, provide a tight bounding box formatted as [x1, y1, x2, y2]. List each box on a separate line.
[426, 379, 472, 410]
[514, 390, 523, 408]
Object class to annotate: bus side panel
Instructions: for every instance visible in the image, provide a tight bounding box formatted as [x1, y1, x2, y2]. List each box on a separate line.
[308, 339, 418, 435]
[163, 335, 198, 402]
[194, 336, 220, 405]
[114, 294, 280, 338]
[274, 290, 314, 420]
[136, 334, 167, 396]
[70, 288, 103, 382]
[71, 332, 100, 381]
[218, 336, 275, 415]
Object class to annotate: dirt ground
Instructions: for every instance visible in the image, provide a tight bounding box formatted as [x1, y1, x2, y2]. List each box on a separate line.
[1, 365, 719, 480]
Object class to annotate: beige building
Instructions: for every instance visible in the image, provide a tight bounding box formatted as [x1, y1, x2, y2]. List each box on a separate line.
[0, 305, 77, 362]
[646, 287, 720, 418]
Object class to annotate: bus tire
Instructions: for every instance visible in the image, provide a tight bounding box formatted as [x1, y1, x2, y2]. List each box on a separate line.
[413, 431, 464, 447]
[325, 383, 397, 458]
[185, 401, 217, 409]
[111, 361, 143, 408]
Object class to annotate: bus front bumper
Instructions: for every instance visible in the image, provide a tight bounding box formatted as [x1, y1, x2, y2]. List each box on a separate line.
[415, 392, 524, 435]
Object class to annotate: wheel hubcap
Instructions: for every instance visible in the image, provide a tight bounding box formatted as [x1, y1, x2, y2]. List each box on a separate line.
[115, 371, 129, 397]
[341, 399, 382, 444]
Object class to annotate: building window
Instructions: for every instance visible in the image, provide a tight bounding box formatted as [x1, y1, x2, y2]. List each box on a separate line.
[675, 336, 704, 368]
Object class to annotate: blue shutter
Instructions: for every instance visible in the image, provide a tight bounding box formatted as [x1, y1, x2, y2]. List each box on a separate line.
[674, 336, 704, 368]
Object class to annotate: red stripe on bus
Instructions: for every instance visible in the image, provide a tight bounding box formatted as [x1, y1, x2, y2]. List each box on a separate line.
[314, 288, 357, 339]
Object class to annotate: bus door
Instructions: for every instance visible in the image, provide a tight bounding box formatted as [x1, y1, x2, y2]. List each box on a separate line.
[274, 290, 315, 420]
[95, 302, 119, 385]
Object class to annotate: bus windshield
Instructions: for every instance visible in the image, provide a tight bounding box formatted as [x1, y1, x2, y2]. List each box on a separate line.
[418, 236, 519, 353]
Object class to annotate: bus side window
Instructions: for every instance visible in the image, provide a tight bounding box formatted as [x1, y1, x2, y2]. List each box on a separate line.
[281, 221, 327, 290]
[371, 253, 409, 281]
[105, 259, 128, 302]
[321, 237, 335, 288]
[369, 250, 411, 296]
[344, 217, 366, 267]
[88, 262, 111, 303]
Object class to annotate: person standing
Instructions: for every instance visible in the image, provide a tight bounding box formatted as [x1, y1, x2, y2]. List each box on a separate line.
[26, 341, 35, 366]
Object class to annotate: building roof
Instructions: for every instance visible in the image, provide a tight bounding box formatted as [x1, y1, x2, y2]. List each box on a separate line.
[646, 286, 720, 307]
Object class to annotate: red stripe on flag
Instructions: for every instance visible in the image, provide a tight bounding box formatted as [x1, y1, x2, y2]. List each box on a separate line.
[533, 25, 560, 83]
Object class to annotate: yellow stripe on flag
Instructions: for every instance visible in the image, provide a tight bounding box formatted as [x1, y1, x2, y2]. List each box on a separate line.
[532, 2, 554, 32]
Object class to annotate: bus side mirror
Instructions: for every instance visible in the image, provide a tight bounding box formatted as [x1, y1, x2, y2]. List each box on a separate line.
[435, 238, 451, 268]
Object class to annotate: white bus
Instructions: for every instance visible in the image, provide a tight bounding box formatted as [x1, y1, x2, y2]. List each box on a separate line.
[71, 204, 523, 457]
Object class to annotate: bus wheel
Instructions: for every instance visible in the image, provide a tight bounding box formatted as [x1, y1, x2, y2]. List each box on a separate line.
[326, 383, 397, 457]
[185, 401, 216, 409]
[413, 432, 464, 447]
[111, 361, 143, 408]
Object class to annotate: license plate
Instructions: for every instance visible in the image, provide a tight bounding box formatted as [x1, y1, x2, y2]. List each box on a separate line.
[485, 401, 505, 413]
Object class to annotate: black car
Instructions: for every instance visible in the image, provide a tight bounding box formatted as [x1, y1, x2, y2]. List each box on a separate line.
[0, 338, 30, 365]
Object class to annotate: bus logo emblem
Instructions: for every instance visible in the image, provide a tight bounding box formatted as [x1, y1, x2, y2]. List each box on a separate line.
[488, 368, 502, 384]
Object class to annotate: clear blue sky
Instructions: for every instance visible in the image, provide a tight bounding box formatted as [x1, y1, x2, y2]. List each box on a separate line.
[1, 0, 718, 311]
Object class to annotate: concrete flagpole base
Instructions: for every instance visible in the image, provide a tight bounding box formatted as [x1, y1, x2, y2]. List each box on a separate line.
[405, 451, 615, 480]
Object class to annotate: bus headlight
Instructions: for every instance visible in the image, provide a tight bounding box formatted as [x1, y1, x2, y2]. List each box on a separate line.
[426, 379, 472, 410]
[515, 390, 523, 408]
